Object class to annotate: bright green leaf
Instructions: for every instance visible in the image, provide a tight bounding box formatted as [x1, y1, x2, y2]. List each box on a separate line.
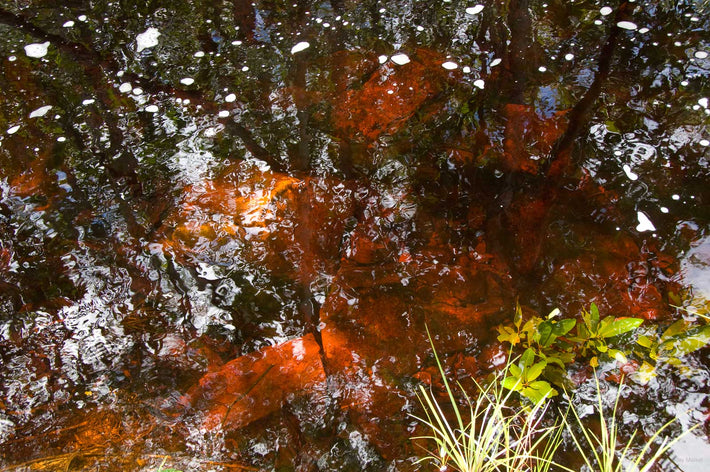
[636, 335, 654, 348]
[526, 361, 547, 382]
[521, 348, 536, 368]
[503, 376, 522, 391]
[661, 319, 689, 340]
[599, 318, 644, 338]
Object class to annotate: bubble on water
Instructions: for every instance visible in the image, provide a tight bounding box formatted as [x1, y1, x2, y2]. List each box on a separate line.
[463, 66, 471, 73]
[180, 77, 195, 86]
[57, 136, 66, 142]
[241, 66, 249, 72]
[416, 26, 424, 31]
[600, 6, 613, 16]
[391, 53, 410, 65]
[291, 41, 310, 54]
[7, 125, 20, 135]
[473, 79, 485, 89]
[638, 27, 649, 33]
[672, 194, 680, 200]
[24, 42, 50, 58]
[218, 110, 230, 117]
[695, 51, 708, 59]
[636, 211, 656, 232]
[660, 207, 669, 213]
[232, 40, 243, 46]
[623, 164, 639, 180]
[63, 21, 75, 28]
[78, 15, 87, 22]
[119, 82, 132, 93]
[565, 53, 574, 61]
[538, 66, 547, 72]
[194, 51, 205, 57]
[699, 97, 708, 108]
[378, 55, 388, 64]
[617, 21, 638, 30]
[82, 99, 95, 105]
[681, 80, 689, 86]
[136, 27, 161, 52]
[595, 20, 603, 25]
[699, 139, 709, 146]
[225, 93, 236, 102]
[132, 87, 143, 95]
[29, 105, 52, 118]
[490, 58, 502, 67]
[442, 61, 458, 70]
[466, 5, 484, 15]
[8, 55, 16, 61]
[145, 105, 159, 113]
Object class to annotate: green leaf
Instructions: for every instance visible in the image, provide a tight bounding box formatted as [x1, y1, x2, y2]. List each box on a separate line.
[636, 335, 654, 348]
[659, 325, 710, 358]
[554, 318, 576, 336]
[521, 348, 536, 368]
[544, 356, 566, 369]
[538, 321, 554, 347]
[589, 303, 600, 330]
[547, 308, 561, 319]
[661, 319, 689, 340]
[514, 304, 523, 328]
[503, 376, 522, 391]
[599, 318, 644, 338]
[497, 326, 520, 345]
[509, 363, 523, 378]
[522, 380, 557, 404]
[526, 361, 547, 382]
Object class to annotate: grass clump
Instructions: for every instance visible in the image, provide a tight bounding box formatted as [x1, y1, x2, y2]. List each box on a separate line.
[410, 329, 561, 472]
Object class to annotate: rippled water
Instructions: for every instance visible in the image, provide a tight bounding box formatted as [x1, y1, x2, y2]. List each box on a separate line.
[0, 0, 709, 470]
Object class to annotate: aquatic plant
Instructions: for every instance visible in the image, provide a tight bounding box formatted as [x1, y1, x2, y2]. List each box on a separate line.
[496, 303, 644, 402]
[410, 329, 562, 472]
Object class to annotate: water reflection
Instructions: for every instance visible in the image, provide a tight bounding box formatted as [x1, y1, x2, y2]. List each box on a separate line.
[0, 0, 709, 469]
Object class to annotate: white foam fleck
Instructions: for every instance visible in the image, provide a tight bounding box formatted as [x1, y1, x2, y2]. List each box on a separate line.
[82, 99, 95, 105]
[660, 207, 669, 214]
[8, 55, 16, 61]
[636, 212, 656, 232]
[672, 194, 680, 200]
[232, 40, 242, 46]
[623, 164, 638, 180]
[695, 51, 709, 59]
[63, 21, 75, 28]
[180, 77, 195, 86]
[466, 5, 485, 15]
[218, 110, 230, 117]
[29, 105, 52, 118]
[136, 27, 161, 52]
[463, 66, 471, 73]
[24, 42, 50, 58]
[600, 6, 613, 16]
[416, 26, 424, 32]
[194, 51, 205, 57]
[132, 87, 143, 95]
[145, 105, 159, 113]
[119, 83, 132, 93]
[290, 41, 310, 54]
[538, 66, 547, 72]
[442, 61, 458, 70]
[391, 53, 410, 65]
[241, 66, 249, 72]
[490, 58, 502, 67]
[57, 136, 66, 142]
[7, 125, 20, 135]
[638, 27, 649, 33]
[617, 21, 638, 30]
[565, 53, 574, 61]
[473, 79, 485, 89]
[699, 97, 708, 108]
[225, 93, 236, 103]
[594, 20, 603, 25]
[378, 55, 388, 64]
[78, 15, 87, 22]
[699, 139, 709, 146]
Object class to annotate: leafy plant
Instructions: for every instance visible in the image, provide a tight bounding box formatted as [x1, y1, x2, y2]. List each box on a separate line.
[411, 329, 563, 472]
[565, 373, 698, 472]
[633, 303, 710, 384]
[496, 303, 644, 402]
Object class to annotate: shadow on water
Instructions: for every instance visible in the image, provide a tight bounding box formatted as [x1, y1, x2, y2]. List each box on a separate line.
[0, 0, 709, 470]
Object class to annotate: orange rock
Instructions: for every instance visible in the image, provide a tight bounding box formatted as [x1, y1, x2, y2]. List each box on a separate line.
[182, 334, 326, 430]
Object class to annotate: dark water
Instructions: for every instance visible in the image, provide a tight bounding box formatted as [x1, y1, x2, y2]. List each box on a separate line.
[0, 0, 709, 470]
